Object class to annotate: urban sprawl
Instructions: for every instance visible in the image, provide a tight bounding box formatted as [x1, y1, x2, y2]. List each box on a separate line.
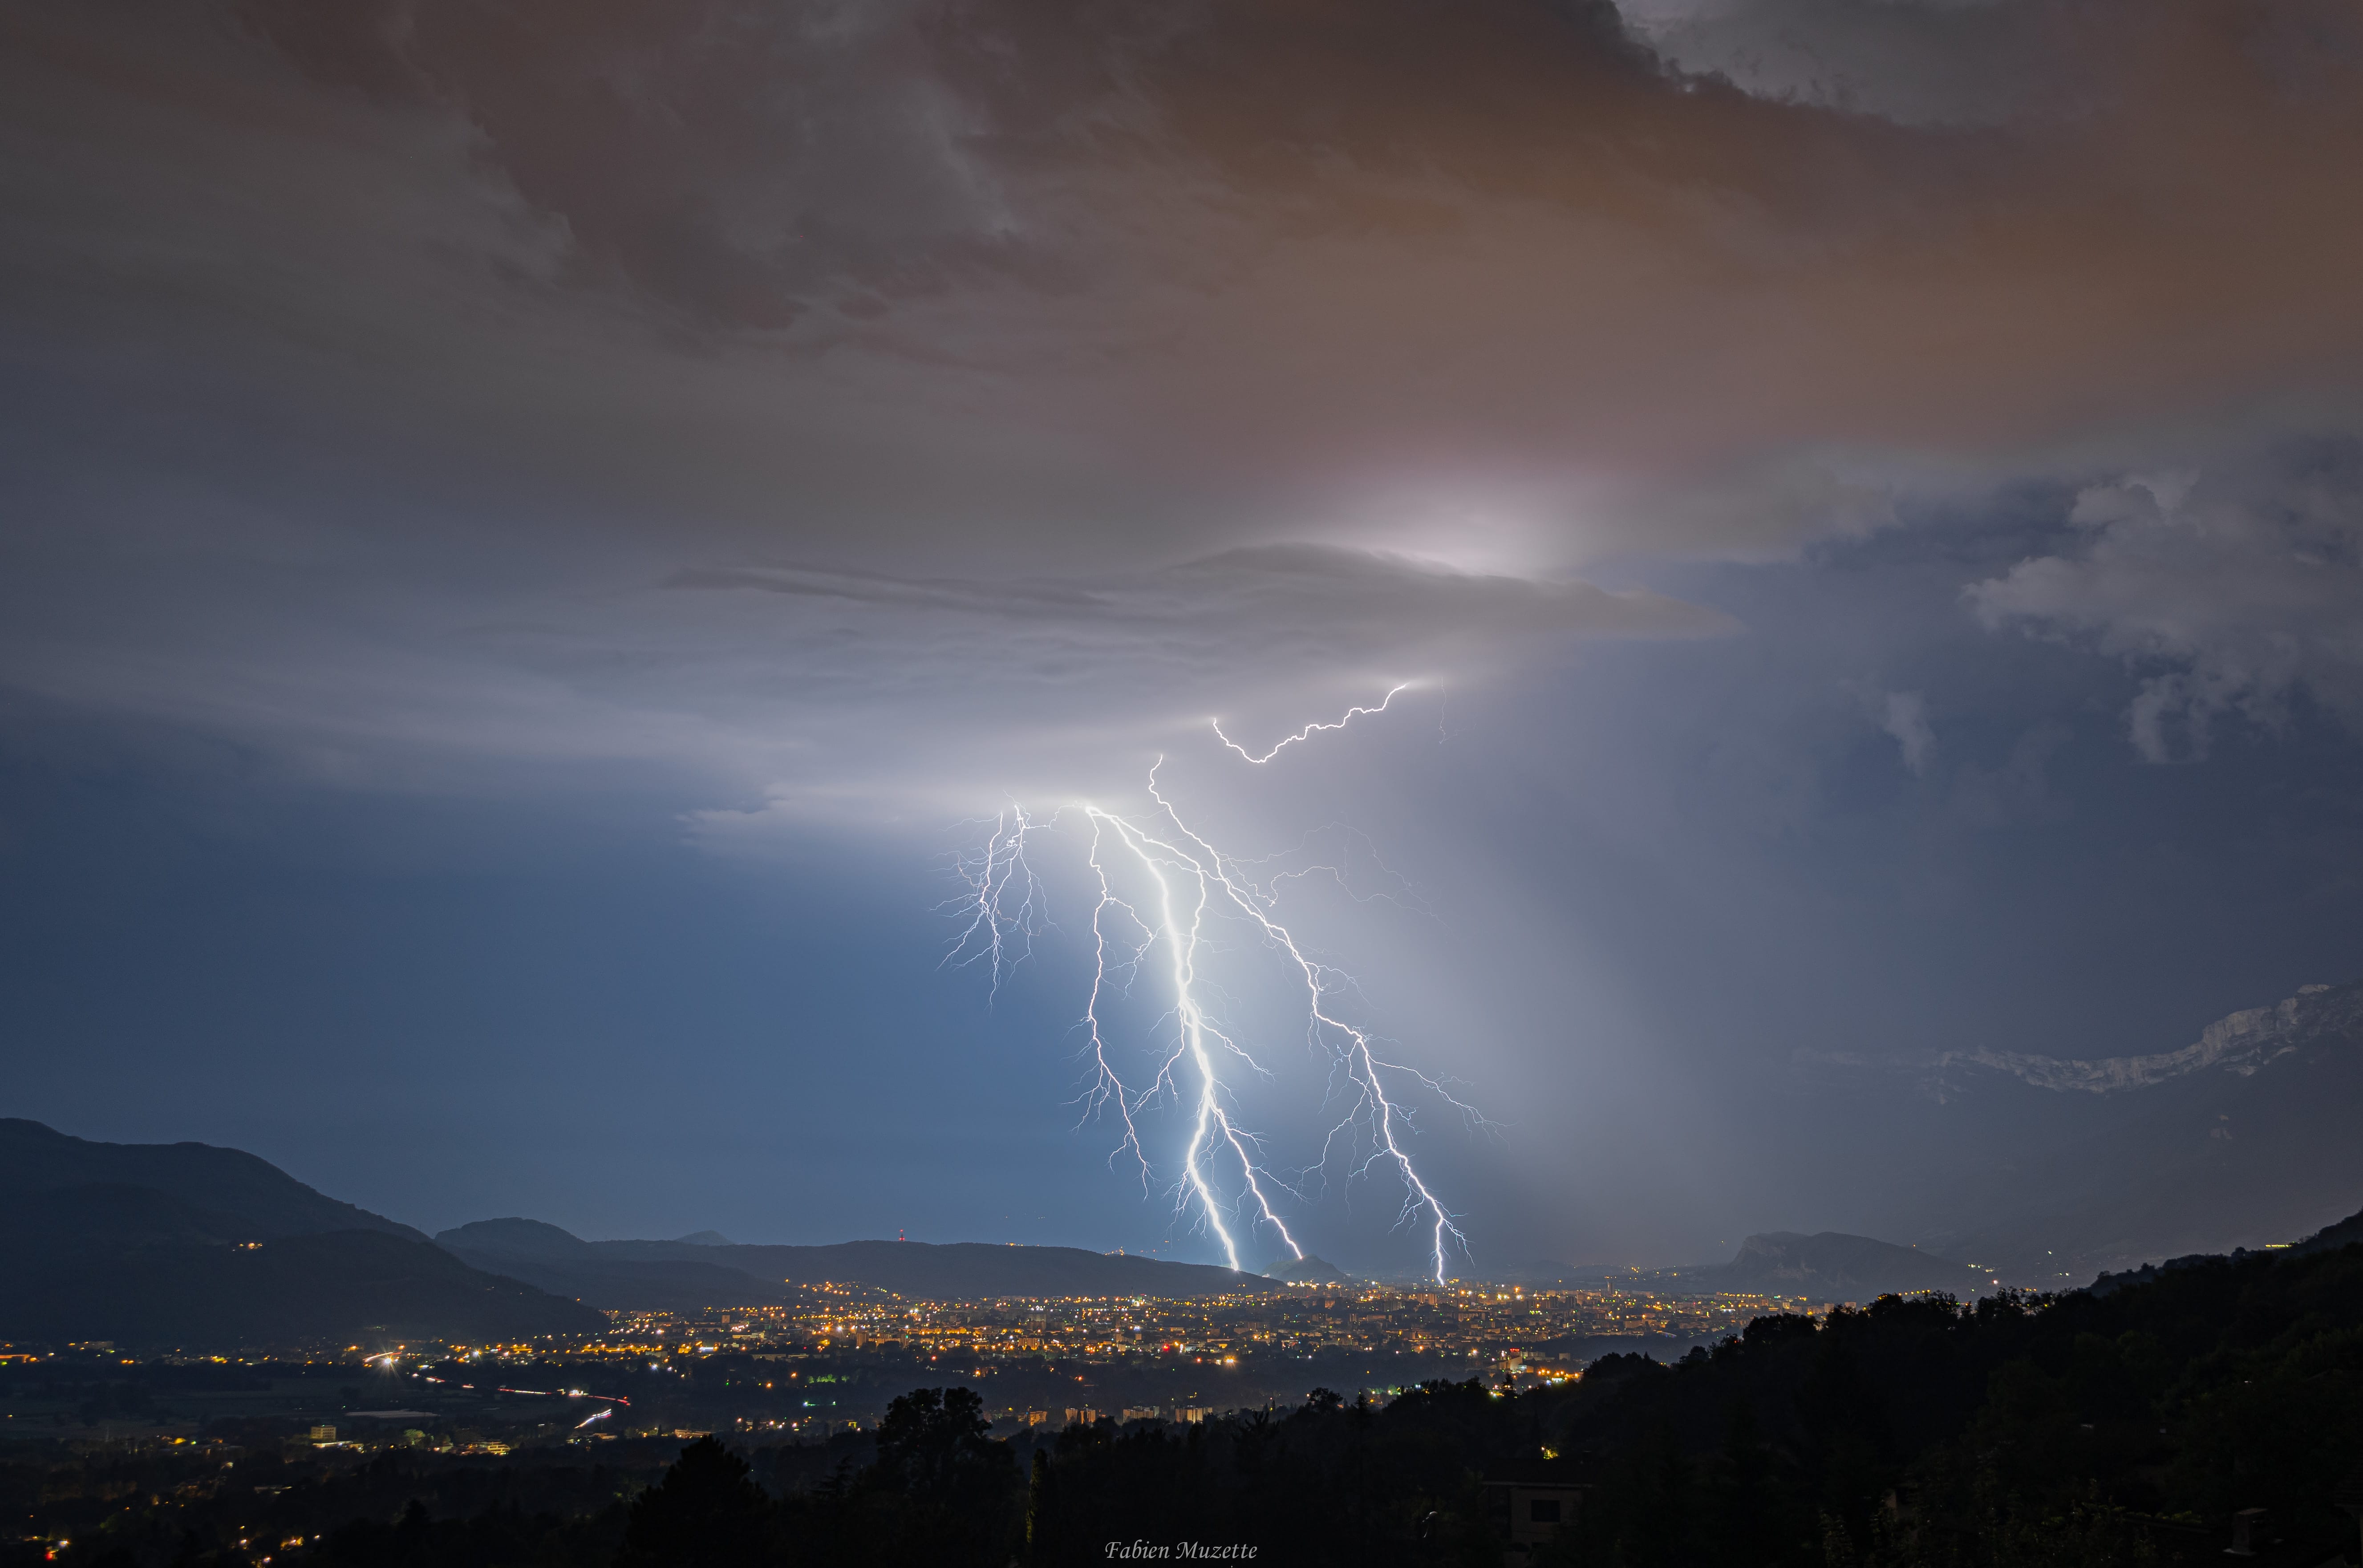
[3, 1283, 1852, 1452]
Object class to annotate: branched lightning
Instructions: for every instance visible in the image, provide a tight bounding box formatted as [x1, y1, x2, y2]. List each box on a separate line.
[1078, 797, 1306, 1274]
[1211, 683, 1411, 764]
[949, 689, 1476, 1284]
[1137, 771, 1473, 1283]
[942, 806, 1047, 1001]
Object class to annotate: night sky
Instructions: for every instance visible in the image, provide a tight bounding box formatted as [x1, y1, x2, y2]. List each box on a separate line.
[4, 0, 2361, 1277]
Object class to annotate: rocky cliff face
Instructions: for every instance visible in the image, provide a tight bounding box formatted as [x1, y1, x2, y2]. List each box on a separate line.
[1936, 982, 2362, 1095]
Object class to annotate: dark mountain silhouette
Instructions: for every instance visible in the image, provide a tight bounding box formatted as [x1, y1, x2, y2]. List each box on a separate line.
[2081, 1197, 2363, 1297]
[1264, 1255, 1350, 1285]
[0, 1118, 426, 1241]
[440, 1216, 601, 1260]
[437, 1220, 1268, 1304]
[438, 1219, 793, 1311]
[1672, 1231, 1992, 1300]
[2293, 1203, 2363, 1256]
[0, 1126, 602, 1348]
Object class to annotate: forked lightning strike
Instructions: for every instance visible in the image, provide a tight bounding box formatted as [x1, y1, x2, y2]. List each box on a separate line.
[947, 689, 1473, 1284]
[1211, 684, 1411, 764]
[947, 809, 1045, 1003]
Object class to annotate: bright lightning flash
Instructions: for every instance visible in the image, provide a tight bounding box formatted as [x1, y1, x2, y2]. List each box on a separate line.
[1212, 684, 1411, 765]
[948, 737, 1475, 1284]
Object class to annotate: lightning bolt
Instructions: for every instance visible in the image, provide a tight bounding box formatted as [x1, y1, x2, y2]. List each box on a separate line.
[943, 806, 1046, 1002]
[1211, 683, 1411, 765]
[948, 691, 1475, 1285]
[1078, 797, 1305, 1273]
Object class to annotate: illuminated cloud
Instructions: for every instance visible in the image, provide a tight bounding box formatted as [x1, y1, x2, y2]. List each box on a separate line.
[1879, 692, 1937, 776]
[1968, 447, 2363, 762]
[0, 531, 1726, 813]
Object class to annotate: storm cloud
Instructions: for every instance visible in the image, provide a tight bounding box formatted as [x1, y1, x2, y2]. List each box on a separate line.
[1970, 445, 2363, 762]
[4, 0, 2362, 1270]
[5, 0, 2361, 796]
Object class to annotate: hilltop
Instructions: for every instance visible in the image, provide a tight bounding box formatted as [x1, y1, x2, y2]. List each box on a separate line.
[0, 1118, 427, 1242]
[0, 1123, 600, 1348]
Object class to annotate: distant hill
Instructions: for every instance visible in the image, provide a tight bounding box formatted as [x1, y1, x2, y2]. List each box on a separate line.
[0, 1125, 603, 1349]
[1265, 1256, 1350, 1285]
[1464, 1239, 1991, 1300]
[438, 1219, 792, 1311]
[2293, 1204, 2363, 1256]
[437, 1220, 1269, 1304]
[1672, 1231, 1994, 1301]
[440, 1217, 604, 1260]
[0, 1119, 426, 1242]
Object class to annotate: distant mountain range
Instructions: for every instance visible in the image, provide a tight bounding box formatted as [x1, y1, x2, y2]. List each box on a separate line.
[1495, 1232, 1993, 1302]
[0, 1118, 430, 1243]
[1670, 1231, 1994, 1300]
[435, 1218, 1266, 1306]
[433, 1218, 798, 1313]
[0, 1118, 1279, 1348]
[24, 976, 2362, 1350]
[0, 1120, 600, 1348]
[1261, 1256, 1350, 1285]
[1822, 979, 2363, 1284]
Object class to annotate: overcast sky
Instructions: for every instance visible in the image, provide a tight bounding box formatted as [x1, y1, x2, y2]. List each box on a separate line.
[4, 0, 2360, 1275]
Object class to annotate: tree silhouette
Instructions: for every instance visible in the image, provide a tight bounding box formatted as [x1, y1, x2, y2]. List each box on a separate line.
[616, 1436, 776, 1568]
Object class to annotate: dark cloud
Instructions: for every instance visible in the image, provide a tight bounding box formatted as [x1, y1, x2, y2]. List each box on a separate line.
[4, 0, 2360, 810]
[1618, 0, 2059, 126]
[1969, 442, 2363, 761]
[235, 0, 1036, 328]
[7, 0, 2361, 585]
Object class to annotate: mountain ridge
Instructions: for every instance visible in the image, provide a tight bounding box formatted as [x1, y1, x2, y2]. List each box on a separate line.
[435, 1219, 1272, 1304]
[1685, 1230, 1994, 1299]
[0, 1118, 429, 1242]
[0, 1124, 601, 1348]
[1933, 981, 2358, 1095]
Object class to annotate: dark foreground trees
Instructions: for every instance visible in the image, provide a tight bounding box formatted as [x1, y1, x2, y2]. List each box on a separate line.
[616, 1438, 774, 1568]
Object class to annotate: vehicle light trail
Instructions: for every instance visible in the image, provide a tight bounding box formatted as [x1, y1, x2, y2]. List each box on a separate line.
[948, 688, 1475, 1283]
